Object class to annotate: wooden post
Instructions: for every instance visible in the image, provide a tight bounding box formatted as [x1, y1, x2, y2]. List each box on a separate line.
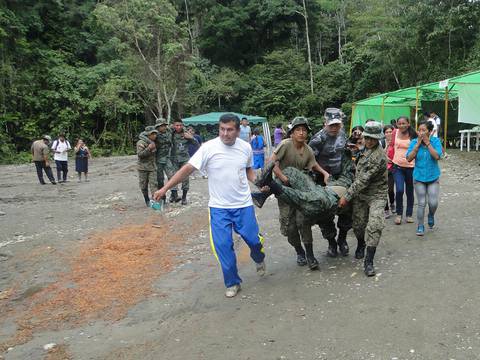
[350, 104, 356, 135]
[415, 87, 419, 130]
[444, 87, 449, 148]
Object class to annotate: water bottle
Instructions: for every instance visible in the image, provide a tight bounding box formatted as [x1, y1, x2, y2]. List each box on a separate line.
[149, 200, 163, 211]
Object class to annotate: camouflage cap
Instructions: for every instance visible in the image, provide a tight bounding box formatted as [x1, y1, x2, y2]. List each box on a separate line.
[362, 121, 384, 140]
[42, 135, 52, 143]
[144, 126, 158, 135]
[324, 107, 344, 125]
[288, 116, 311, 134]
[154, 118, 168, 128]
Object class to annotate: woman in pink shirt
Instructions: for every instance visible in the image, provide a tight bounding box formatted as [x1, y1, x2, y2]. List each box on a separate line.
[389, 116, 417, 225]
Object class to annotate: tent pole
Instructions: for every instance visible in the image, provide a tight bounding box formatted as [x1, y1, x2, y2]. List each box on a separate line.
[381, 96, 385, 124]
[350, 104, 356, 135]
[444, 87, 449, 148]
[415, 87, 419, 130]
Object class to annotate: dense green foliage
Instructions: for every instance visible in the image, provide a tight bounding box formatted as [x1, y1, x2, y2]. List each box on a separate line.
[1, 0, 480, 162]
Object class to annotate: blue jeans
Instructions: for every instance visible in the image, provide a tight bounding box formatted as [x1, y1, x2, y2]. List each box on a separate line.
[393, 165, 414, 217]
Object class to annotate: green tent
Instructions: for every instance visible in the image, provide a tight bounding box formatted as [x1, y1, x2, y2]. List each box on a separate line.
[182, 112, 272, 152]
[351, 70, 480, 145]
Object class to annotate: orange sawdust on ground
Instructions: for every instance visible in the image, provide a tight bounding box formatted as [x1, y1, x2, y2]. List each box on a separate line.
[0, 216, 207, 352]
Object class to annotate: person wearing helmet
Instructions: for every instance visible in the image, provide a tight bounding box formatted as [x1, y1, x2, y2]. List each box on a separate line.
[137, 126, 159, 206]
[266, 116, 329, 270]
[338, 121, 388, 277]
[309, 108, 353, 258]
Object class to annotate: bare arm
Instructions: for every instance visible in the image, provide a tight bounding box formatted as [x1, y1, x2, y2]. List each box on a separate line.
[153, 164, 196, 200]
[246, 167, 256, 183]
[311, 162, 330, 184]
[270, 153, 289, 184]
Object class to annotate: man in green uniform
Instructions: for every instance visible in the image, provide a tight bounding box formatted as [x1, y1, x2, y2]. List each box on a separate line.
[137, 126, 158, 206]
[338, 121, 388, 276]
[268, 117, 330, 270]
[170, 119, 199, 205]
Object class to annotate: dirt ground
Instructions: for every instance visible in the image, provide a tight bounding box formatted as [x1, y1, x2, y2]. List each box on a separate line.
[1, 150, 480, 360]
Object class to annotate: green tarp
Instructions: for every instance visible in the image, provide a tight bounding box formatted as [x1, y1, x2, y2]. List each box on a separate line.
[183, 112, 266, 125]
[352, 70, 480, 127]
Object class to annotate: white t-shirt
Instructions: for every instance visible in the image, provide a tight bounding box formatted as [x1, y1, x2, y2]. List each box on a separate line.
[189, 137, 253, 209]
[428, 116, 441, 137]
[51, 139, 71, 161]
[239, 125, 251, 142]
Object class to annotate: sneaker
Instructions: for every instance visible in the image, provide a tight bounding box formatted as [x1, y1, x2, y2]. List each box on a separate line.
[256, 261, 266, 276]
[428, 214, 435, 229]
[384, 210, 391, 219]
[406, 216, 415, 223]
[394, 215, 402, 225]
[416, 225, 425, 236]
[225, 284, 241, 298]
[391, 206, 396, 214]
[296, 254, 307, 266]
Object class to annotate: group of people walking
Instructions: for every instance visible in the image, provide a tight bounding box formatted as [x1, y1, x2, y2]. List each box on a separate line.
[151, 111, 443, 298]
[31, 133, 91, 184]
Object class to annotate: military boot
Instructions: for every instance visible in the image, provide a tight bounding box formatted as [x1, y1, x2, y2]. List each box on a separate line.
[169, 190, 180, 203]
[326, 237, 338, 257]
[305, 243, 319, 270]
[355, 237, 366, 259]
[142, 190, 150, 206]
[181, 190, 188, 205]
[337, 229, 349, 256]
[254, 162, 275, 188]
[251, 190, 272, 208]
[364, 246, 376, 277]
[295, 245, 307, 266]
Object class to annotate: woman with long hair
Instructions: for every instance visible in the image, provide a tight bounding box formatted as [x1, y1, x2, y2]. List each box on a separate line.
[406, 121, 443, 236]
[389, 116, 417, 225]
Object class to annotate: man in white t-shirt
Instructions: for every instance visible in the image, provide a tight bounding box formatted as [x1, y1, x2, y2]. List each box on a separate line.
[51, 133, 71, 183]
[239, 117, 251, 142]
[429, 111, 441, 138]
[154, 113, 265, 298]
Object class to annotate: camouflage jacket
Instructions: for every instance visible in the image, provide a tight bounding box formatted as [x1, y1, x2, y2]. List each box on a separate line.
[139, 130, 172, 164]
[136, 139, 157, 171]
[171, 131, 198, 163]
[344, 144, 388, 202]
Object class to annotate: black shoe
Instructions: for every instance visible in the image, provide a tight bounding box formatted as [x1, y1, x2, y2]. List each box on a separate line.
[326, 238, 338, 257]
[251, 191, 271, 208]
[255, 162, 274, 188]
[51, 181, 57, 185]
[354, 238, 366, 259]
[296, 253, 307, 266]
[169, 190, 180, 203]
[364, 246, 376, 277]
[181, 190, 188, 205]
[307, 255, 319, 270]
[337, 231, 349, 257]
[40, 181, 46, 185]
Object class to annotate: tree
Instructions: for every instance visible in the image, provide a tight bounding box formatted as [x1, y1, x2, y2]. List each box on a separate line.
[94, 0, 190, 122]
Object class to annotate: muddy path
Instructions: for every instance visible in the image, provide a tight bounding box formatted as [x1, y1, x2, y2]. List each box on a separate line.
[1, 151, 480, 359]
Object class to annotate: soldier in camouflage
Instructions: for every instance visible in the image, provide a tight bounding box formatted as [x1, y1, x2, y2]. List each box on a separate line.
[309, 108, 353, 258]
[338, 121, 388, 276]
[170, 119, 199, 205]
[136, 126, 158, 206]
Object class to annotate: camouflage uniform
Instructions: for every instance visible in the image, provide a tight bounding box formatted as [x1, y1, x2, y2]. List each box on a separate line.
[137, 137, 158, 200]
[170, 131, 198, 191]
[309, 128, 353, 251]
[343, 144, 388, 247]
[139, 129, 174, 189]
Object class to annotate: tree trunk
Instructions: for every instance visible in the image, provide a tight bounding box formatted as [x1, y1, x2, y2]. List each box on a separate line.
[302, 0, 314, 94]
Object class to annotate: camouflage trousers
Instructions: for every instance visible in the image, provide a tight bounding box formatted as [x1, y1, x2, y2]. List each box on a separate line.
[352, 197, 386, 247]
[277, 197, 313, 247]
[317, 210, 352, 242]
[138, 170, 158, 195]
[170, 159, 189, 191]
[276, 167, 340, 224]
[156, 161, 174, 190]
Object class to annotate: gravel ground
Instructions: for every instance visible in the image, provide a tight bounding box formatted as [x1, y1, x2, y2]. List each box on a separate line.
[0, 150, 479, 360]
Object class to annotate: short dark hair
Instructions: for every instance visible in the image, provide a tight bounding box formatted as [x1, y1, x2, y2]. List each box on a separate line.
[418, 120, 434, 132]
[383, 124, 394, 132]
[173, 119, 183, 124]
[219, 113, 240, 129]
[276, 123, 282, 128]
[241, 117, 248, 121]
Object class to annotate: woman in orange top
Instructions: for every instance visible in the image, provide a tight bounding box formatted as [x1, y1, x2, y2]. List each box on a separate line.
[389, 116, 417, 225]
